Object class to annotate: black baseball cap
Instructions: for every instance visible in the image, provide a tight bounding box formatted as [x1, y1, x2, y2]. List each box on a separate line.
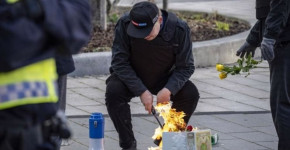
[127, 2, 159, 38]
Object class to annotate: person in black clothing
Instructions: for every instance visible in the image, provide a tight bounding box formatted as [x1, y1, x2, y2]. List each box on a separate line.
[105, 2, 199, 150]
[0, 0, 91, 149]
[236, 0, 290, 149]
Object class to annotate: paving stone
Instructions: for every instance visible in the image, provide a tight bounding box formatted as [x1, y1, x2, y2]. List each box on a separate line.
[236, 98, 270, 110]
[66, 105, 90, 116]
[67, 89, 74, 94]
[209, 129, 236, 140]
[196, 78, 269, 99]
[105, 130, 119, 141]
[194, 81, 270, 111]
[230, 132, 278, 142]
[256, 141, 278, 150]
[193, 115, 255, 133]
[213, 114, 273, 127]
[69, 118, 89, 128]
[78, 77, 106, 91]
[210, 145, 227, 150]
[60, 139, 88, 150]
[67, 93, 102, 106]
[130, 102, 148, 114]
[199, 91, 221, 99]
[195, 101, 230, 112]
[71, 138, 89, 148]
[96, 75, 108, 81]
[67, 119, 89, 138]
[67, 78, 89, 88]
[219, 139, 268, 150]
[221, 76, 270, 92]
[94, 98, 106, 104]
[133, 117, 160, 137]
[76, 105, 109, 115]
[104, 137, 120, 150]
[71, 87, 105, 100]
[252, 126, 278, 137]
[245, 74, 270, 84]
[202, 98, 264, 112]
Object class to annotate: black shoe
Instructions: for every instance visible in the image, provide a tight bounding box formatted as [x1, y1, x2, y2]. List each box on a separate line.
[122, 141, 137, 150]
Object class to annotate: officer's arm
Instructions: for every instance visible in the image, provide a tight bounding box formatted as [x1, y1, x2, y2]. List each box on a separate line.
[246, 20, 265, 47]
[111, 18, 147, 96]
[165, 23, 194, 95]
[40, 0, 91, 54]
[264, 0, 290, 39]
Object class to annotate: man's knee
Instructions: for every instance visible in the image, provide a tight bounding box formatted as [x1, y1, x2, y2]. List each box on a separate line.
[105, 75, 132, 104]
[176, 81, 200, 102]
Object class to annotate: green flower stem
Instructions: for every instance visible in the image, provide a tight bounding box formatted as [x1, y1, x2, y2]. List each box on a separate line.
[222, 55, 262, 77]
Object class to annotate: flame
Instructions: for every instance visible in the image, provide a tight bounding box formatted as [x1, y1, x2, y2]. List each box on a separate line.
[150, 102, 187, 149]
[148, 147, 162, 150]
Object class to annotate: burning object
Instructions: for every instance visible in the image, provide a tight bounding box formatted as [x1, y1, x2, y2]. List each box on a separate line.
[149, 103, 216, 150]
[151, 103, 187, 147]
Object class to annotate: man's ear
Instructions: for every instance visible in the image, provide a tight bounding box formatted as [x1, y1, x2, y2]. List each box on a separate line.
[158, 15, 163, 24]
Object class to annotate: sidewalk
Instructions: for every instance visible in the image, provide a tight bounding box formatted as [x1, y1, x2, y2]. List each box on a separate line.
[63, 62, 278, 150]
[61, 0, 279, 149]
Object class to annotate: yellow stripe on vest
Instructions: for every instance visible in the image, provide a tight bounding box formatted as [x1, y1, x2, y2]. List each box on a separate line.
[0, 58, 58, 110]
[6, 0, 19, 4]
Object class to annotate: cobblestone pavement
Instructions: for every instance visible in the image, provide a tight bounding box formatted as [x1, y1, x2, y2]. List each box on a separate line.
[63, 62, 278, 150]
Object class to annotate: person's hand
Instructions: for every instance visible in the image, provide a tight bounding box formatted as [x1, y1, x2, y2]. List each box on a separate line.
[261, 37, 276, 62]
[236, 41, 257, 58]
[140, 90, 153, 114]
[157, 88, 171, 104]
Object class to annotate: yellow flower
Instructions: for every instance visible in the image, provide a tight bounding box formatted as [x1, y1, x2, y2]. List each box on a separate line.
[219, 72, 227, 80]
[216, 64, 224, 72]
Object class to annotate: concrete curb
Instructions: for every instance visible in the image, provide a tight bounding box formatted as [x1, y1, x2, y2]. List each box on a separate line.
[70, 52, 111, 77]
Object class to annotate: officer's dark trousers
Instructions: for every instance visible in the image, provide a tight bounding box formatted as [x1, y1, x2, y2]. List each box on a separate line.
[105, 75, 199, 149]
[270, 42, 290, 150]
[54, 74, 68, 150]
[0, 122, 43, 150]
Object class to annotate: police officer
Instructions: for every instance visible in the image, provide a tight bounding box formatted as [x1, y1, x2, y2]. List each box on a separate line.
[236, 0, 290, 149]
[105, 2, 199, 150]
[0, 0, 91, 149]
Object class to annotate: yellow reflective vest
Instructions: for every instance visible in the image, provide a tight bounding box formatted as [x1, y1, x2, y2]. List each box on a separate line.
[0, 58, 58, 110]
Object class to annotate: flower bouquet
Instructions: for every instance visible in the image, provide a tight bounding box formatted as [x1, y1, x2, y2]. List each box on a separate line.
[216, 55, 262, 80]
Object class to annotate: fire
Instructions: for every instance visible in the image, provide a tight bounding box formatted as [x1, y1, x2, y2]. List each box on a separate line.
[150, 102, 187, 149]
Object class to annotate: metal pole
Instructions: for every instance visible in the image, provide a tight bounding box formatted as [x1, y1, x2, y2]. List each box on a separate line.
[100, 0, 107, 31]
[163, 0, 168, 11]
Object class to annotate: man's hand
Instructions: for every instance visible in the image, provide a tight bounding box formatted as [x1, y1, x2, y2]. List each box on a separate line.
[140, 90, 153, 114]
[261, 37, 275, 62]
[157, 88, 171, 104]
[236, 41, 257, 58]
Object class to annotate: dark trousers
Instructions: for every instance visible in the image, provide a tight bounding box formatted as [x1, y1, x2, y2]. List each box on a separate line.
[0, 124, 42, 150]
[270, 43, 290, 150]
[0, 119, 59, 150]
[54, 74, 68, 150]
[57, 75, 67, 111]
[105, 75, 199, 149]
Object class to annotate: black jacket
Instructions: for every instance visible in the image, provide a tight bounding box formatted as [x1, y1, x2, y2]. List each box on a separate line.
[0, 0, 91, 123]
[110, 10, 194, 96]
[247, 0, 290, 45]
[55, 51, 75, 76]
[0, 0, 91, 72]
[264, 0, 290, 42]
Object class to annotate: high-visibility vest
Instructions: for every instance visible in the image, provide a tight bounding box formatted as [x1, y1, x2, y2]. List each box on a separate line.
[0, 58, 58, 110]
